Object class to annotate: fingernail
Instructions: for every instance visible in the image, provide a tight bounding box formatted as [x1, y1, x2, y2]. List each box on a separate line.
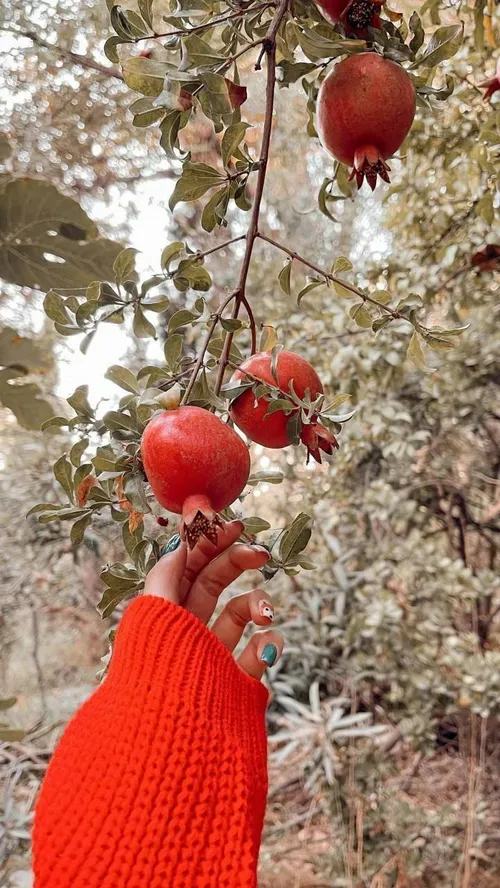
[260, 643, 278, 667]
[160, 534, 181, 556]
[252, 544, 270, 557]
[258, 600, 275, 622]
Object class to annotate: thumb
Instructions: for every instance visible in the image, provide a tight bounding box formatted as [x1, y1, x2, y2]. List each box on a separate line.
[143, 535, 187, 604]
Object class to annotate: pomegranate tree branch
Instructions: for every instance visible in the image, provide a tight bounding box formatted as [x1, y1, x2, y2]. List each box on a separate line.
[2, 27, 123, 80]
[181, 290, 242, 405]
[192, 234, 246, 261]
[257, 232, 407, 322]
[214, 0, 289, 395]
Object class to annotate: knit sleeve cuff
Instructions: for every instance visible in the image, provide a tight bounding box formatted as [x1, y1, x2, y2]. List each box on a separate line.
[107, 595, 270, 722]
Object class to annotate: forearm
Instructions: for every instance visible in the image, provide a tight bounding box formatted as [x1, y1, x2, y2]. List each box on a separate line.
[33, 596, 269, 888]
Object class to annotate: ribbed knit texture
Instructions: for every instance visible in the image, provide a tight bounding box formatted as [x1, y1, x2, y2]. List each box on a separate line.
[32, 596, 269, 888]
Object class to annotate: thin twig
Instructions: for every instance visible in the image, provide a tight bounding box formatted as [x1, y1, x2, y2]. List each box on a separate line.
[181, 290, 238, 404]
[214, 0, 289, 395]
[2, 27, 123, 80]
[256, 232, 408, 322]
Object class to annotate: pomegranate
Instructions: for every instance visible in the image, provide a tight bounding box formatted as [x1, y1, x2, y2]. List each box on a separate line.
[229, 350, 338, 464]
[315, 0, 383, 36]
[317, 53, 416, 190]
[141, 406, 250, 548]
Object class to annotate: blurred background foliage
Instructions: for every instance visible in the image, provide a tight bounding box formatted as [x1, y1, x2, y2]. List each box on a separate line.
[0, 0, 500, 885]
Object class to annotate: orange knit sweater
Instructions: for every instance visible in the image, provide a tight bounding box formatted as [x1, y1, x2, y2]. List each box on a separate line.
[33, 596, 269, 887]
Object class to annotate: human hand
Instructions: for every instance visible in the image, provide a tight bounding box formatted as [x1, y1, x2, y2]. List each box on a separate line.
[144, 520, 284, 680]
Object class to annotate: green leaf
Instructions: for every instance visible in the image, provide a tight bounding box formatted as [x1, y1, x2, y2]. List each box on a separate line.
[0, 727, 26, 741]
[199, 72, 233, 121]
[407, 331, 433, 372]
[164, 333, 184, 369]
[286, 411, 302, 445]
[67, 385, 93, 418]
[122, 56, 169, 97]
[138, 0, 154, 29]
[26, 503, 63, 517]
[43, 291, 72, 326]
[265, 398, 296, 417]
[104, 35, 131, 63]
[278, 260, 292, 296]
[409, 11, 425, 53]
[220, 379, 254, 403]
[221, 122, 251, 168]
[297, 279, 324, 305]
[424, 333, 457, 352]
[349, 303, 372, 328]
[70, 437, 89, 467]
[279, 512, 313, 563]
[207, 336, 243, 363]
[260, 325, 278, 352]
[318, 177, 338, 223]
[124, 471, 151, 513]
[54, 454, 74, 503]
[161, 241, 185, 270]
[0, 179, 121, 291]
[277, 60, 318, 87]
[243, 516, 271, 535]
[133, 305, 156, 338]
[169, 162, 225, 211]
[201, 186, 230, 233]
[105, 365, 140, 394]
[93, 445, 118, 473]
[184, 35, 225, 67]
[114, 247, 139, 284]
[110, 4, 137, 38]
[0, 367, 54, 430]
[410, 24, 463, 69]
[332, 256, 353, 274]
[247, 470, 284, 485]
[0, 697, 17, 711]
[333, 281, 355, 300]
[70, 512, 92, 545]
[97, 584, 139, 618]
[292, 23, 349, 62]
[168, 309, 198, 333]
[220, 317, 244, 332]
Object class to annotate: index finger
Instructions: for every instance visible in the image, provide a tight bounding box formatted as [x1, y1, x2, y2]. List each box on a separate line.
[178, 519, 244, 603]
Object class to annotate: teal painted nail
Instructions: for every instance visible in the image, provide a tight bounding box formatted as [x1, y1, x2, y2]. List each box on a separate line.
[260, 643, 278, 668]
[160, 534, 181, 556]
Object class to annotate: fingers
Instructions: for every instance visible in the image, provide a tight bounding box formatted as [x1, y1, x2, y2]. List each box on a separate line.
[185, 543, 270, 624]
[143, 540, 188, 603]
[237, 629, 284, 681]
[211, 589, 275, 652]
[178, 520, 244, 603]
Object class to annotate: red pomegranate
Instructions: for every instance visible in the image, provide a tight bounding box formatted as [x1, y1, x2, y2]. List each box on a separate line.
[315, 0, 383, 36]
[317, 53, 416, 190]
[229, 350, 338, 464]
[141, 406, 250, 547]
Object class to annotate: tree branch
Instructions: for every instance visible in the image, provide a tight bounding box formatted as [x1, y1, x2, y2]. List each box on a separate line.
[257, 232, 407, 322]
[214, 0, 289, 394]
[3, 27, 123, 80]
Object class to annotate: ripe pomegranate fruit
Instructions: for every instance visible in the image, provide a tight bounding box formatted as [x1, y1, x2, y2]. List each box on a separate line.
[229, 350, 338, 464]
[141, 406, 250, 548]
[317, 53, 416, 190]
[315, 0, 383, 36]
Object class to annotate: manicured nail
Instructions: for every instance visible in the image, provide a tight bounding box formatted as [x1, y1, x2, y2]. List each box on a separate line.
[258, 600, 274, 622]
[160, 534, 181, 556]
[260, 643, 278, 667]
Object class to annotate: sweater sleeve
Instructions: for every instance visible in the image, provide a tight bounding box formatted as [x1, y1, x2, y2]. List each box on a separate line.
[33, 596, 269, 888]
